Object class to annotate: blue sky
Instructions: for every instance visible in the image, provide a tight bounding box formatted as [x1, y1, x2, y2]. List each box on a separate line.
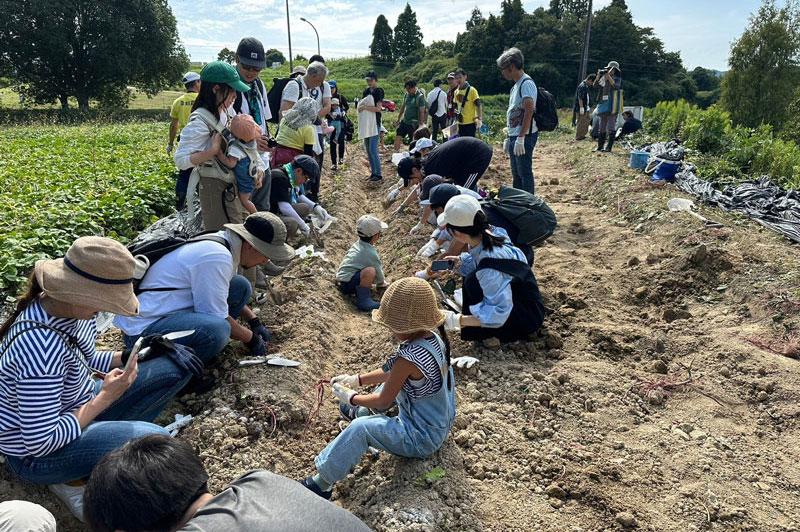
[168, 0, 761, 71]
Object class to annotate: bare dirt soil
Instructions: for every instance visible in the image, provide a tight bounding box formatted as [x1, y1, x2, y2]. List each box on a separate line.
[3, 134, 800, 532]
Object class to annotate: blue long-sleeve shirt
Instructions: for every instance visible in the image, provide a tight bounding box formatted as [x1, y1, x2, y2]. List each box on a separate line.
[457, 227, 527, 328]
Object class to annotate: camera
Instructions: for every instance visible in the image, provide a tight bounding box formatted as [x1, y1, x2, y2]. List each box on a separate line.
[598, 68, 607, 75]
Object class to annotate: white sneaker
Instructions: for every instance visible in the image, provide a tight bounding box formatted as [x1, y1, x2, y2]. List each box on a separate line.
[49, 483, 86, 522]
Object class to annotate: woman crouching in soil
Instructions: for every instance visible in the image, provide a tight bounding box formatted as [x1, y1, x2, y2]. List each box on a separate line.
[434, 194, 545, 343]
[301, 277, 456, 498]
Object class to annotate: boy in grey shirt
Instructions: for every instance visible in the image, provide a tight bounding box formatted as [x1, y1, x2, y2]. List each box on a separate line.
[336, 215, 387, 311]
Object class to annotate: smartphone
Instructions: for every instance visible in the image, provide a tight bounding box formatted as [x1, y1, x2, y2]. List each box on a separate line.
[431, 260, 455, 271]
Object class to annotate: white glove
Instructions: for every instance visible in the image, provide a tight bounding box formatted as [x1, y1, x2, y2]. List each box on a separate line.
[443, 310, 462, 331]
[387, 188, 400, 202]
[313, 204, 330, 221]
[299, 223, 311, 237]
[331, 374, 360, 388]
[451, 356, 479, 369]
[475, 118, 483, 130]
[332, 383, 356, 405]
[414, 269, 430, 280]
[409, 222, 424, 234]
[513, 137, 526, 156]
[579, 108, 585, 115]
[503, 138, 510, 154]
[417, 240, 439, 258]
[167, 143, 174, 156]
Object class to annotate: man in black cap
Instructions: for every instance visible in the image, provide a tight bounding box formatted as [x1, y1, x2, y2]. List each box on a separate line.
[268, 155, 324, 237]
[233, 38, 272, 152]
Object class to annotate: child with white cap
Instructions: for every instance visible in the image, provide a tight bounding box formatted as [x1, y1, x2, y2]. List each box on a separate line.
[335, 215, 388, 310]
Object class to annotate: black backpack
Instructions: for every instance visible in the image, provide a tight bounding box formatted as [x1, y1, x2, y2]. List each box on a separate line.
[428, 88, 440, 116]
[483, 185, 557, 246]
[128, 231, 230, 294]
[266, 78, 303, 124]
[519, 79, 558, 132]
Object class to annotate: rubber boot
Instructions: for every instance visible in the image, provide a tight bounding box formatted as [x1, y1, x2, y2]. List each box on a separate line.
[355, 285, 380, 311]
[604, 135, 615, 152]
[594, 132, 606, 152]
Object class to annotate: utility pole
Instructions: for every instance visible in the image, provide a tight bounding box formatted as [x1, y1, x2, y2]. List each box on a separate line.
[300, 17, 320, 56]
[578, 0, 593, 83]
[286, 0, 294, 71]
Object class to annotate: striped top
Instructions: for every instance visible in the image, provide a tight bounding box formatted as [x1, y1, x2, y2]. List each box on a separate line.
[0, 301, 114, 457]
[382, 336, 444, 399]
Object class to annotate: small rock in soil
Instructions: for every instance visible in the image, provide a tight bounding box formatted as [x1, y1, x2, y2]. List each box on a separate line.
[616, 511, 637, 528]
[690, 244, 708, 265]
[720, 367, 731, 378]
[651, 360, 668, 374]
[483, 338, 501, 348]
[646, 253, 659, 264]
[627, 256, 640, 267]
[648, 390, 666, 405]
[757, 391, 769, 402]
[663, 308, 692, 322]
[634, 286, 647, 299]
[544, 484, 567, 500]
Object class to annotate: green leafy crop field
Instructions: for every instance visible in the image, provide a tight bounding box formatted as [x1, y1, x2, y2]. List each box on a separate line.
[0, 121, 174, 293]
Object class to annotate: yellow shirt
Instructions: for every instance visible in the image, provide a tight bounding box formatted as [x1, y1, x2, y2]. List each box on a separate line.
[454, 85, 480, 125]
[170, 92, 198, 130]
[276, 120, 316, 150]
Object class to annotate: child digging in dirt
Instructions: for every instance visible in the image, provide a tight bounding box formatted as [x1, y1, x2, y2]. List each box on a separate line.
[335, 215, 388, 311]
[301, 277, 456, 499]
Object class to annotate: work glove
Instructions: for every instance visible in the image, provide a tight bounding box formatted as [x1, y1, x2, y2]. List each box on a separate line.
[299, 222, 311, 238]
[503, 138, 510, 154]
[248, 317, 271, 344]
[409, 222, 424, 235]
[513, 137, 526, 156]
[247, 332, 267, 357]
[137, 335, 204, 378]
[443, 310, 462, 331]
[451, 356, 479, 369]
[332, 383, 357, 405]
[331, 374, 360, 388]
[417, 240, 439, 258]
[391, 205, 406, 217]
[579, 107, 585, 115]
[387, 188, 400, 203]
[414, 269, 430, 280]
[167, 143, 174, 156]
[313, 204, 330, 221]
[475, 118, 483, 130]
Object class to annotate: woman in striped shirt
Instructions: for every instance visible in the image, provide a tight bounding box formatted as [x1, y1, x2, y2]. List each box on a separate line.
[301, 277, 456, 499]
[0, 237, 191, 522]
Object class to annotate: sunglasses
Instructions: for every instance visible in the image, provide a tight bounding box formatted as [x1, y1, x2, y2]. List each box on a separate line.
[240, 64, 261, 73]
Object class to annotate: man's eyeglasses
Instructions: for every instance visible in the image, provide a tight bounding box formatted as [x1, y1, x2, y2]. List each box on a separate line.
[240, 64, 261, 73]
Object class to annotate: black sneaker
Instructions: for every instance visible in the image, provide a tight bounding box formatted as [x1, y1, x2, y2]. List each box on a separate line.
[368, 174, 383, 183]
[339, 402, 360, 422]
[301, 477, 332, 500]
[177, 376, 216, 397]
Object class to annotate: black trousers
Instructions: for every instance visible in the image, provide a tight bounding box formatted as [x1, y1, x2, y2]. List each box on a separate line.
[431, 114, 448, 143]
[330, 128, 345, 164]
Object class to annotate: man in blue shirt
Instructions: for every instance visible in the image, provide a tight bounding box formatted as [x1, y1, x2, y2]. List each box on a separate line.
[497, 47, 538, 194]
[617, 110, 643, 139]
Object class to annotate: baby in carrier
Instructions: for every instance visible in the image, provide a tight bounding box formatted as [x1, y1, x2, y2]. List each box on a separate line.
[217, 114, 264, 215]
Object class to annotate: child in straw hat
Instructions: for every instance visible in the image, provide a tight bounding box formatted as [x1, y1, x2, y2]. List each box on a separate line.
[301, 277, 456, 499]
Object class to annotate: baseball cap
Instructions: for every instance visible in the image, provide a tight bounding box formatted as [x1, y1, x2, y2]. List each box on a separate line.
[225, 212, 295, 263]
[423, 183, 460, 208]
[446, 72, 456, 79]
[410, 137, 434, 154]
[236, 37, 266, 69]
[200, 61, 250, 92]
[356, 215, 388, 238]
[328, 80, 337, 88]
[437, 194, 481, 228]
[182, 71, 200, 84]
[365, 70, 378, 81]
[397, 156, 414, 183]
[418, 175, 443, 202]
[292, 154, 320, 183]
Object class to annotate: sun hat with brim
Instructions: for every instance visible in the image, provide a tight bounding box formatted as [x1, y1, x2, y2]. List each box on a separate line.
[331, 98, 340, 106]
[225, 212, 295, 263]
[437, 194, 481, 227]
[372, 277, 446, 334]
[410, 137, 434, 154]
[606, 60, 620, 71]
[200, 61, 250, 93]
[34, 236, 139, 317]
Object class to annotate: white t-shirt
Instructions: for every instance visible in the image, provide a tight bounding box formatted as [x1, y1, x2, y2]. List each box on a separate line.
[281, 78, 330, 134]
[507, 74, 538, 137]
[114, 232, 236, 336]
[426, 87, 447, 118]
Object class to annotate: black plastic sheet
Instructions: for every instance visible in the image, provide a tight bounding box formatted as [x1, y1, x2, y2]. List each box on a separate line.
[639, 139, 686, 161]
[127, 202, 204, 248]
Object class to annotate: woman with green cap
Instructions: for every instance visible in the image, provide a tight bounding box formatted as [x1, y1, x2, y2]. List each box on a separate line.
[174, 61, 251, 231]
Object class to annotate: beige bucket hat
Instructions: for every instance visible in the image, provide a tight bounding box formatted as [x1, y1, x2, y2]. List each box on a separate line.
[34, 236, 139, 316]
[372, 277, 446, 334]
[225, 211, 295, 263]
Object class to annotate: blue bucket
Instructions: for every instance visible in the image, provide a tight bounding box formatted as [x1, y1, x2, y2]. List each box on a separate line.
[651, 158, 681, 182]
[630, 150, 648, 170]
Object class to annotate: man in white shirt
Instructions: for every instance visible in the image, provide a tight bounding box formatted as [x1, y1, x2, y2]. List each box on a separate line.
[427, 78, 448, 143]
[114, 212, 295, 375]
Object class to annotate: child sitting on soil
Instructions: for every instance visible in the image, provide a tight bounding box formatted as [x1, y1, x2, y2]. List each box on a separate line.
[217, 114, 264, 215]
[336, 215, 387, 311]
[302, 277, 456, 499]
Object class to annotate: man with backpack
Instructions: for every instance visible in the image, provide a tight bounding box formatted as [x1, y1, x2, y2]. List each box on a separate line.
[233, 38, 272, 148]
[498, 47, 538, 194]
[453, 69, 482, 137]
[427, 79, 448, 143]
[114, 212, 295, 393]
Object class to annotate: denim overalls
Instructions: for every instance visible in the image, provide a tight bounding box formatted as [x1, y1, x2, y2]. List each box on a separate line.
[315, 334, 456, 485]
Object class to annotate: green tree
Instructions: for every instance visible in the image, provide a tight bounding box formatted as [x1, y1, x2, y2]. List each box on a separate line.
[393, 3, 423, 61]
[1, 0, 187, 110]
[720, 0, 800, 130]
[217, 47, 236, 64]
[370, 14, 395, 63]
[549, 0, 590, 19]
[264, 48, 286, 66]
[426, 40, 456, 58]
[466, 7, 485, 30]
[690, 67, 721, 92]
[295, 54, 307, 62]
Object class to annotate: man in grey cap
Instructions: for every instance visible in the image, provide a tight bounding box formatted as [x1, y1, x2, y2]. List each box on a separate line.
[268, 154, 328, 237]
[115, 211, 295, 391]
[595, 60, 622, 153]
[168, 71, 201, 209]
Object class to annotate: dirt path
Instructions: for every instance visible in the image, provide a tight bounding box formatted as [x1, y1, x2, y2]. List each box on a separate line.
[2, 135, 799, 531]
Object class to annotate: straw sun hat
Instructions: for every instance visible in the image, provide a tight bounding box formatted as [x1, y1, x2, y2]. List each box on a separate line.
[372, 277, 446, 334]
[34, 236, 139, 316]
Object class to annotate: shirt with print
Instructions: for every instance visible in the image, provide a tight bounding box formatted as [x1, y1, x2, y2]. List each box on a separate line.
[381, 335, 445, 400]
[401, 91, 426, 126]
[0, 301, 114, 457]
[362, 86, 384, 127]
[235, 75, 272, 130]
[454, 84, 480, 125]
[275, 119, 316, 151]
[170, 93, 199, 131]
[336, 240, 384, 284]
[180, 470, 371, 532]
[507, 74, 537, 137]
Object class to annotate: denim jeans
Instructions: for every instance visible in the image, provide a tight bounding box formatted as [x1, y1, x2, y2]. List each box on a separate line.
[123, 274, 251, 364]
[3, 356, 187, 484]
[509, 132, 538, 195]
[364, 135, 381, 176]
